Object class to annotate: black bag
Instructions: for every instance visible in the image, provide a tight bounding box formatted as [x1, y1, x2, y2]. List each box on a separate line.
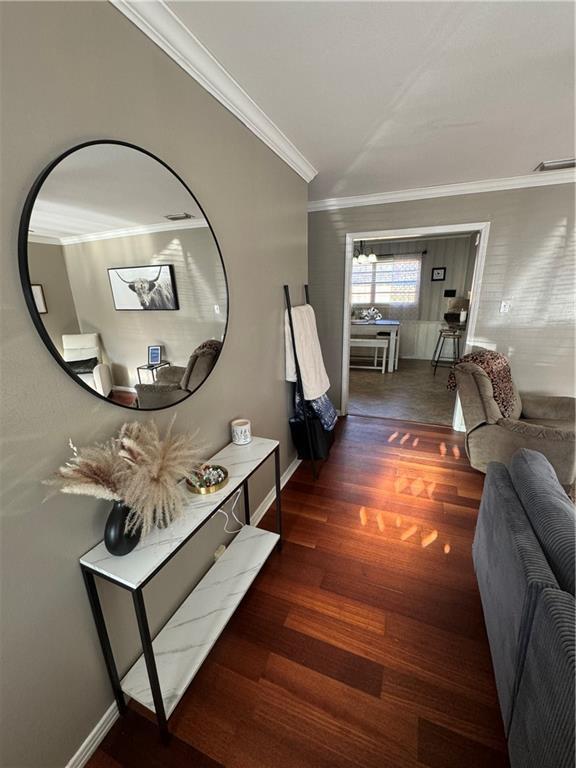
[289, 416, 334, 460]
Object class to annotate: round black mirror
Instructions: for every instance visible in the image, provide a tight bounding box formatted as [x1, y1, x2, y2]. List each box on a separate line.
[19, 141, 228, 410]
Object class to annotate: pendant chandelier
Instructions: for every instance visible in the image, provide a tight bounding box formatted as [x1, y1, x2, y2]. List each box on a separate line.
[353, 240, 377, 264]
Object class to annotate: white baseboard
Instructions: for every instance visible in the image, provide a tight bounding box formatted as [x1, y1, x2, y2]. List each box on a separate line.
[112, 385, 137, 393]
[66, 702, 119, 768]
[65, 454, 300, 767]
[251, 455, 301, 526]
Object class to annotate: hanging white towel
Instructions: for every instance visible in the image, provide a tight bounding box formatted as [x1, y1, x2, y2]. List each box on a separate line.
[285, 305, 330, 400]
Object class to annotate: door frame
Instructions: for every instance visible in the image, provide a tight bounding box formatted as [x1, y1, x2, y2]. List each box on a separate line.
[341, 221, 491, 430]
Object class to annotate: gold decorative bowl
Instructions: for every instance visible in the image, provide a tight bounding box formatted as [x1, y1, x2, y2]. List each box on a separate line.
[186, 465, 229, 495]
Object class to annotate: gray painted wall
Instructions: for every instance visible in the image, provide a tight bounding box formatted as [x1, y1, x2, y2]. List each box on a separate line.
[0, 3, 307, 766]
[63, 227, 227, 387]
[28, 241, 81, 355]
[309, 184, 575, 405]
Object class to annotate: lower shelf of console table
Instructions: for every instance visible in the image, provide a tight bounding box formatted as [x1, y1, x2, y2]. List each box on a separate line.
[79, 437, 282, 741]
[121, 525, 278, 717]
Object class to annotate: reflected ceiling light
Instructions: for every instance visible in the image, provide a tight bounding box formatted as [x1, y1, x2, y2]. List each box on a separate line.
[533, 158, 575, 172]
[164, 212, 195, 221]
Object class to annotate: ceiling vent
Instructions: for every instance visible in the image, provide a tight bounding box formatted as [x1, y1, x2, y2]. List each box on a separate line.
[533, 158, 575, 172]
[164, 212, 195, 221]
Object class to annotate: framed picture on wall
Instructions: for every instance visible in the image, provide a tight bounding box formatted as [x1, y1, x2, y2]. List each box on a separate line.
[148, 345, 162, 365]
[31, 284, 47, 314]
[431, 267, 446, 282]
[107, 264, 179, 311]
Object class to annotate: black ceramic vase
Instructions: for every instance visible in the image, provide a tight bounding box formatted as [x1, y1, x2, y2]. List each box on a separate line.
[104, 501, 141, 556]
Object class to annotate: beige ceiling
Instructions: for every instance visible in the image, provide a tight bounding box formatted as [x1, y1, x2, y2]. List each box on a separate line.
[167, 1, 575, 201]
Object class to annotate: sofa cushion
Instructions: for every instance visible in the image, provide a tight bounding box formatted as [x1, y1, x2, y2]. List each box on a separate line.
[522, 418, 575, 433]
[510, 449, 576, 595]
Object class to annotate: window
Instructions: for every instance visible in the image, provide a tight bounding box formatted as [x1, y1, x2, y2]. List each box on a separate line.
[351, 256, 421, 305]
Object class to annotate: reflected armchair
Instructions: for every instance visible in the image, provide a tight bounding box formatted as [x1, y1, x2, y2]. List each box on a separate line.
[455, 361, 575, 485]
[62, 333, 112, 398]
[135, 340, 222, 409]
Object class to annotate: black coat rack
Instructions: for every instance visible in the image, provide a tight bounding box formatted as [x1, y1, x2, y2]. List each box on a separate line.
[284, 284, 318, 480]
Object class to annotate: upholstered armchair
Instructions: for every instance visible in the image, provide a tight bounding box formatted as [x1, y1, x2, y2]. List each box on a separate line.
[62, 333, 112, 398]
[455, 361, 575, 485]
[135, 340, 222, 409]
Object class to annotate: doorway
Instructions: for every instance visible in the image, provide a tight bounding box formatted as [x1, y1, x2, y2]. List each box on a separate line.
[341, 222, 490, 429]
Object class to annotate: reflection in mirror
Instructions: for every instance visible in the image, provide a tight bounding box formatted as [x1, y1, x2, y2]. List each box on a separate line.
[22, 142, 228, 410]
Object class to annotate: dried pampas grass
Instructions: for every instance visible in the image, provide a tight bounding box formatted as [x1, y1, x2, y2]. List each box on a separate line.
[45, 438, 128, 502]
[46, 419, 203, 537]
[119, 419, 202, 536]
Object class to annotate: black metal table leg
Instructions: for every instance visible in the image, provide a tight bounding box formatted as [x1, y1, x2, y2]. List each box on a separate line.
[274, 446, 283, 550]
[243, 479, 250, 524]
[433, 336, 445, 376]
[132, 589, 170, 744]
[81, 567, 127, 715]
[431, 330, 442, 369]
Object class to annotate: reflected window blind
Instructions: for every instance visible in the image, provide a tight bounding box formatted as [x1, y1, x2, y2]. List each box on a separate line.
[351, 256, 421, 305]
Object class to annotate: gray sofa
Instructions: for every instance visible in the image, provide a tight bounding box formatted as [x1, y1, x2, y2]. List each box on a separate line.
[474, 448, 575, 768]
[455, 361, 575, 485]
[135, 340, 222, 409]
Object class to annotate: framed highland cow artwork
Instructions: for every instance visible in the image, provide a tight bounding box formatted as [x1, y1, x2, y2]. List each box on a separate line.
[108, 265, 179, 311]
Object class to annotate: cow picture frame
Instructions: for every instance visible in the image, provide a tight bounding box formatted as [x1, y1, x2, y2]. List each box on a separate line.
[107, 264, 179, 311]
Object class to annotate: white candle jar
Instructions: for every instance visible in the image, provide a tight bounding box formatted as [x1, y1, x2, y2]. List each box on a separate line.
[231, 419, 252, 445]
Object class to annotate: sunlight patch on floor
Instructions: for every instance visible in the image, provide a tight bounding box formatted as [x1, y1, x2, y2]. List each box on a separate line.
[421, 530, 438, 548]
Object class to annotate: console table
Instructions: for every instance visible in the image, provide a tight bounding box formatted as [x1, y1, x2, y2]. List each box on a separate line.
[79, 437, 282, 741]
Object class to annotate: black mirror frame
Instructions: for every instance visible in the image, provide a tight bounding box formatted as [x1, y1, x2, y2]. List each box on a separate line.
[18, 139, 229, 411]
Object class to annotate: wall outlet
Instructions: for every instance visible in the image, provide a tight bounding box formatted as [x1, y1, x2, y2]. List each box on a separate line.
[214, 544, 226, 562]
[500, 300, 512, 314]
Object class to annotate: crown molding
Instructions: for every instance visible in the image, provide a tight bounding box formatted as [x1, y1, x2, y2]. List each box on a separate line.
[308, 168, 576, 213]
[28, 219, 208, 246]
[27, 233, 62, 245]
[110, 0, 317, 183]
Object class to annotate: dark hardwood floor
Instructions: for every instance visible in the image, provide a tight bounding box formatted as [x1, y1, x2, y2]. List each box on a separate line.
[109, 389, 137, 407]
[88, 416, 508, 768]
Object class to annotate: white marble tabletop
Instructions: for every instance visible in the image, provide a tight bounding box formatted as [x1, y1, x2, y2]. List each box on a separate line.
[79, 437, 279, 589]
